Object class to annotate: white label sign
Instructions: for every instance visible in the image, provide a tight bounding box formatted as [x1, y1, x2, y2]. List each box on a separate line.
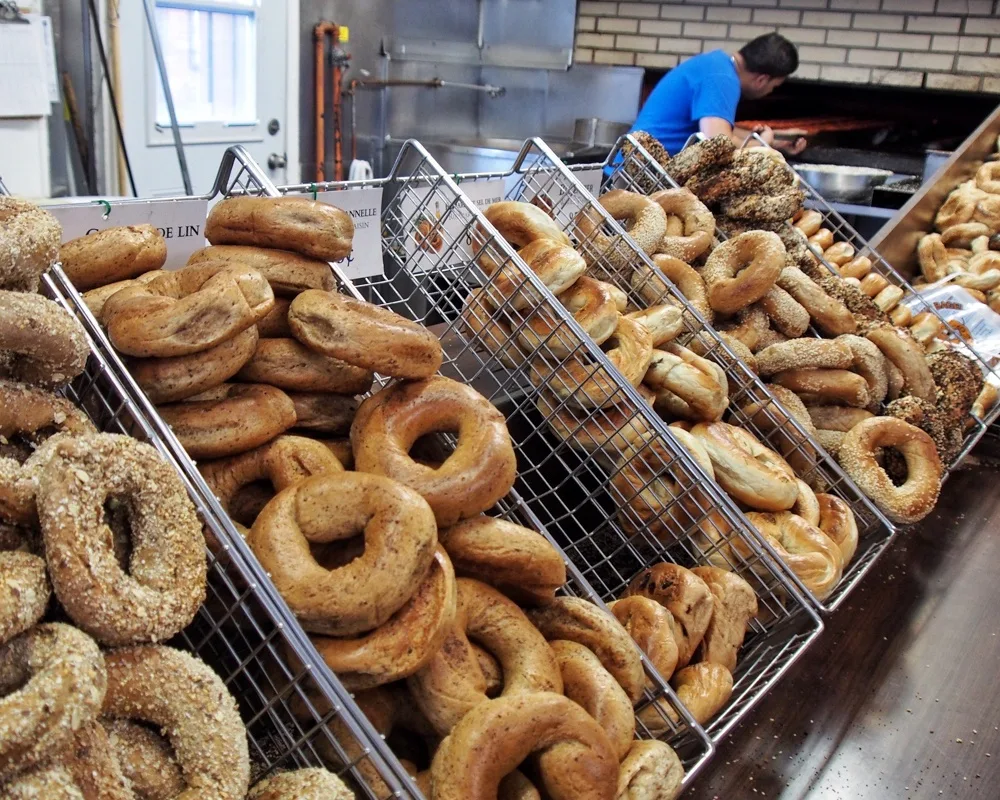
[576, 167, 604, 197]
[47, 198, 209, 269]
[397, 179, 505, 273]
[316, 186, 384, 279]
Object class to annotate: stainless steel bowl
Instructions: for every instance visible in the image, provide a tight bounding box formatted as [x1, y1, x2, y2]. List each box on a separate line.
[792, 163, 894, 203]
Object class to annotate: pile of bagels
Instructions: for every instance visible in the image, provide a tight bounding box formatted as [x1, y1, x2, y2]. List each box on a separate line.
[58, 194, 768, 799]
[599, 132, 999, 527]
[0, 197, 359, 800]
[916, 140, 1000, 312]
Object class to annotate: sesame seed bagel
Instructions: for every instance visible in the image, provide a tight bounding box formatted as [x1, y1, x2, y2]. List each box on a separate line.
[0, 551, 49, 646]
[701, 231, 784, 315]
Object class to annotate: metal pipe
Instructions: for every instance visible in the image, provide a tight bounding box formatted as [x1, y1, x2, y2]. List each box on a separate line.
[141, 0, 192, 195]
[314, 21, 334, 182]
[80, 0, 98, 194]
[332, 33, 344, 181]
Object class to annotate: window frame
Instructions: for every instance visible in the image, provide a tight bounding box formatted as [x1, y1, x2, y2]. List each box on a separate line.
[145, 0, 263, 147]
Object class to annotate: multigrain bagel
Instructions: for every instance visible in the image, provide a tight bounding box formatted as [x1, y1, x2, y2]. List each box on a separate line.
[129, 325, 259, 404]
[518, 276, 619, 357]
[0, 291, 90, 389]
[648, 188, 714, 262]
[700, 230, 784, 314]
[59, 225, 167, 291]
[777, 267, 856, 336]
[81, 269, 167, 318]
[186, 245, 336, 295]
[438, 516, 567, 605]
[256, 296, 292, 337]
[616, 740, 685, 800]
[158, 383, 297, 460]
[528, 596, 645, 704]
[0, 197, 61, 292]
[37, 434, 206, 646]
[0, 623, 107, 783]
[624, 563, 713, 670]
[352, 377, 517, 527]
[102, 263, 274, 357]
[838, 417, 942, 524]
[287, 391, 358, 435]
[206, 196, 354, 261]
[743, 511, 843, 600]
[690, 422, 798, 511]
[408, 578, 562, 736]
[288, 289, 443, 380]
[550, 639, 635, 761]
[237, 336, 375, 394]
[248, 768, 354, 800]
[0, 551, 49, 646]
[248, 471, 438, 636]
[199, 435, 344, 517]
[311, 546, 457, 690]
[19, 720, 132, 800]
[429, 692, 618, 800]
[102, 645, 250, 800]
[103, 718, 185, 800]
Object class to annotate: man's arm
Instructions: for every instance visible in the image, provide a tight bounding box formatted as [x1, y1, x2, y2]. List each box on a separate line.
[699, 117, 806, 154]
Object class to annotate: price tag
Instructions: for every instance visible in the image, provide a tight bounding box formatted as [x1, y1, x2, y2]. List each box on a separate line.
[315, 186, 384, 279]
[46, 198, 208, 269]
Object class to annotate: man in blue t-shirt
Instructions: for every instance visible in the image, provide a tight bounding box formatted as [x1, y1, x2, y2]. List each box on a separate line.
[630, 33, 806, 156]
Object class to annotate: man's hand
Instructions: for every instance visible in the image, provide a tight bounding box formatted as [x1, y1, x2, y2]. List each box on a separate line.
[774, 136, 808, 156]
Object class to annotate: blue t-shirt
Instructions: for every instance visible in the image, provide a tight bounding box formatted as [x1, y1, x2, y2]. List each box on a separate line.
[630, 50, 740, 155]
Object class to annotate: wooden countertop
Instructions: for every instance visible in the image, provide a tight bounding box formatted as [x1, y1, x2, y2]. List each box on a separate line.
[688, 457, 1000, 799]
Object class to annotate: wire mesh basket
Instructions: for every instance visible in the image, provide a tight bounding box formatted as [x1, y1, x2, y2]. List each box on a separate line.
[41, 266, 415, 799]
[607, 132, 1000, 470]
[259, 138, 826, 760]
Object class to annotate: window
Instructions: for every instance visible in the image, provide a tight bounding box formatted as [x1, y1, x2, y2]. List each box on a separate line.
[149, 0, 259, 140]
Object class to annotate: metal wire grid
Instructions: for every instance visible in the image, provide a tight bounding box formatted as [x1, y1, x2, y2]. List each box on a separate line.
[41, 266, 414, 799]
[607, 133, 1000, 467]
[271, 139, 824, 757]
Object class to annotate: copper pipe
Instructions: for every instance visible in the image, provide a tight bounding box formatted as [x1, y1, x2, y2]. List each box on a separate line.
[332, 45, 344, 181]
[313, 21, 338, 182]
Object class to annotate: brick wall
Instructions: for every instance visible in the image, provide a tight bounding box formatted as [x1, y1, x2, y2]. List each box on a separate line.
[575, 0, 1000, 94]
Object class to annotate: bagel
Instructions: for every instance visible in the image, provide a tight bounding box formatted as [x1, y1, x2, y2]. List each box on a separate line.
[480, 201, 571, 260]
[816, 493, 858, 566]
[669, 662, 734, 726]
[823, 241, 856, 266]
[760, 284, 811, 337]
[59, 225, 167, 291]
[491, 239, 587, 310]
[0, 623, 107, 782]
[288, 289, 443, 380]
[408, 578, 562, 735]
[873, 285, 904, 313]
[0, 551, 49, 646]
[737, 385, 823, 489]
[806, 405, 873, 432]
[575, 190, 667, 270]
[238, 336, 375, 393]
[648, 188, 714, 262]
[744, 511, 843, 600]
[428, 692, 618, 800]
[720, 304, 768, 352]
[936, 190, 978, 230]
[0, 432, 81, 527]
[643, 343, 729, 421]
[941, 221, 991, 248]
[199, 434, 344, 519]
[634, 254, 713, 322]
[927, 350, 983, 425]
[690, 566, 757, 672]
[103, 718, 185, 800]
[248, 768, 354, 800]
[721, 189, 804, 223]
[438, 515, 566, 606]
[756, 338, 853, 377]
[248, 471, 437, 636]
[815, 428, 846, 456]
[550, 639, 635, 761]
[777, 267, 856, 336]
[103, 645, 250, 800]
[626, 304, 684, 347]
[608, 596, 679, 683]
[669, 134, 736, 184]
[792, 477, 821, 525]
[129, 325, 259, 404]
[808, 228, 834, 251]
[528, 596, 645, 704]
[772, 368, 872, 408]
[859, 273, 889, 298]
[865, 326, 937, 403]
[518, 276, 619, 357]
[158, 383, 297, 460]
[917, 233, 950, 283]
[690, 422, 799, 511]
[536, 315, 653, 409]
[256, 296, 292, 337]
[352, 377, 516, 527]
[0, 291, 89, 389]
[616, 740, 685, 800]
[37, 434, 206, 646]
[909, 312, 944, 346]
[206, 196, 354, 261]
[838, 417, 942, 524]
[311, 546, 456, 690]
[81, 269, 166, 318]
[700, 231, 784, 314]
[186, 244, 336, 295]
[839, 256, 873, 280]
[0, 198, 61, 291]
[794, 209, 823, 237]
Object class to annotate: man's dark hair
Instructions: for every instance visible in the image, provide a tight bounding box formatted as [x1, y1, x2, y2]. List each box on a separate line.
[739, 33, 798, 78]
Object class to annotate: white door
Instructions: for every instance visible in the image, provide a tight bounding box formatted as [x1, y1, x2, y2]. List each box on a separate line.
[117, 0, 296, 198]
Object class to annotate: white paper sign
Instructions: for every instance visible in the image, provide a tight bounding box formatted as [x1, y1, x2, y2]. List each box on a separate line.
[47, 198, 209, 269]
[505, 167, 603, 231]
[316, 187, 383, 279]
[908, 282, 1000, 371]
[575, 167, 604, 197]
[0, 17, 50, 118]
[397, 179, 505, 273]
